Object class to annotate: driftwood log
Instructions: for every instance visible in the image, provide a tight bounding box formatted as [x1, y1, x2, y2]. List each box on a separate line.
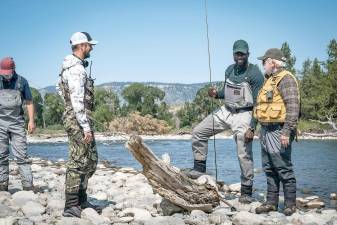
[125, 135, 220, 212]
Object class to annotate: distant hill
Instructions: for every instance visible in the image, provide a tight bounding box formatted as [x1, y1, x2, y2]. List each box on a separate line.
[38, 81, 218, 105]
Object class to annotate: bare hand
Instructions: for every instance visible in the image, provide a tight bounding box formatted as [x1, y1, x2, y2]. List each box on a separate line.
[280, 134, 289, 148]
[83, 132, 93, 144]
[244, 128, 254, 143]
[28, 120, 36, 134]
[208, 87, 218, 98]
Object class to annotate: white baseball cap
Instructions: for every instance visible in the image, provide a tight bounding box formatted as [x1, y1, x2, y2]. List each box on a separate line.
[70, 32, 98, 46]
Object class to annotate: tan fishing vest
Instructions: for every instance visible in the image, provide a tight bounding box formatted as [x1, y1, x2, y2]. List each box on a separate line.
[254, 70, 299, 123]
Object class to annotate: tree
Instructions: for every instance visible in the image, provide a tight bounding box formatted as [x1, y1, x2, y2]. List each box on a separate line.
[43, 93, 64, 126]
[122, 83, 168, 119]
[325, 39, 337, 119]
[177, 83, 222, 128]
[281, 42, 297, 75]
[93, 88, 120, 131]
[30, 87, 44, 127]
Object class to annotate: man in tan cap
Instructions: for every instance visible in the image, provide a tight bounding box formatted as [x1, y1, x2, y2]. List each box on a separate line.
[0, 57, 35, 192]
[254, 48, 300, 216]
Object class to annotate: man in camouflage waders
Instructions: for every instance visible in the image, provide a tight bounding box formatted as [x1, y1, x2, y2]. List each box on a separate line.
[0, 57, 35, 192]
[57, 32, 100, 218]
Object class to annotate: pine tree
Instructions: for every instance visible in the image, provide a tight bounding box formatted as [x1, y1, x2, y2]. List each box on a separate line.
[281, 42, 297, 75]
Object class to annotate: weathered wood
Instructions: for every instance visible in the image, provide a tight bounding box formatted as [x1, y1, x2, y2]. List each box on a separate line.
[125, 135, 220, 212]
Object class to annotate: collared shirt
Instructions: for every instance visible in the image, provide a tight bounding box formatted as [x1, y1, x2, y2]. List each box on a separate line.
[0, 73, 32, 101]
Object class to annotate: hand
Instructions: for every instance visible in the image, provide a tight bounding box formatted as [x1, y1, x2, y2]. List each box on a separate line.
[208, 87, 218, 98]
[280, 134, 289, 148]
[27, 120, 36, 134]
[244, 128, 254, 143]
[83, 131, 93, 144]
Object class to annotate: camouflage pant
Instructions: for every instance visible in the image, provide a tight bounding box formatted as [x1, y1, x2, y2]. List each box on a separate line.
[64, 119, 98, 195]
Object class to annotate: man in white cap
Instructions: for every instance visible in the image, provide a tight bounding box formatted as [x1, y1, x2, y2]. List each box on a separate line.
[57, 32, 99, 217]
[0, 57, 36, 192]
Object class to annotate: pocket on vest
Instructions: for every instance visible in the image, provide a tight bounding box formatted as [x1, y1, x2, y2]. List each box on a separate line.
[269, 105, 282, 119]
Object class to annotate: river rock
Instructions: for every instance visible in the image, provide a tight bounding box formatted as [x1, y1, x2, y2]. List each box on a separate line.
[208, 209, 230, 224]
[0, 216, 18, 225]
[17, 218, 34, 225]
[22, 201, 46, 216]
[12, 191, 38, 207]
[232, 211, 266, 225]
[56, 217, 94, 225]
[306, 199, 325, 209]
[81, 208, 110, 225]
[184, 209, 210, 225]
[143, 216, 186, 225]
[160, 199, 184, 216]
[196, 175, 217, 190]
[46, 198, 64, 215]
[331, 193, 337, 200]
[31, 164, 42, 172]
[228, 183, 241, 192]
[0, 204, 16, 217]
[119, 207, 152, 221]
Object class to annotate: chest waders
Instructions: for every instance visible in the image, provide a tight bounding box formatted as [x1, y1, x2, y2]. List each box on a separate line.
[58, 62, 98, 213]
[223, 65, 254, 113]
[0, 75, 33, 191]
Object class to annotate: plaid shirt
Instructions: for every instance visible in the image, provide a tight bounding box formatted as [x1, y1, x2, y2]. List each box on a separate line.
[276, 70, 300, 136]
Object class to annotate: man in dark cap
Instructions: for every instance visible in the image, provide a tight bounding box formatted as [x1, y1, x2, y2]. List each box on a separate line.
[0, 57, 35, 192]
[254, 48, 300, 216]
[186, 40, 264, 204]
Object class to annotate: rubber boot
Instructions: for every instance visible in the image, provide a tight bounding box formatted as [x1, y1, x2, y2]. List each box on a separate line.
[79, 189, 102, 214]
[239, 184, 253, 204]
[184, 160, 206, 179]
[63, 192, 81, 218]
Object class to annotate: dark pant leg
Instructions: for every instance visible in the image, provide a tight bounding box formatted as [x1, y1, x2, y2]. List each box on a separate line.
[264, 126, 296, 208]
[260, 126, 280, 206]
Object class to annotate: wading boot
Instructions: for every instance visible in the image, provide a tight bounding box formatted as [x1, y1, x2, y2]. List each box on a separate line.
[184, 160, 206, 179]
[63, 192, 81, 218]
[255, 203, 277, 214]
[239, 185, 253, 204]
[79, 190, 102, 214]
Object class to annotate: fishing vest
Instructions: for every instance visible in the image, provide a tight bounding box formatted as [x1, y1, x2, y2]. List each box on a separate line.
[254, 70, 299, 123]
[0, 75, 24, 123]
[58, 67, 95, 129]
[223, 64, 254, 111]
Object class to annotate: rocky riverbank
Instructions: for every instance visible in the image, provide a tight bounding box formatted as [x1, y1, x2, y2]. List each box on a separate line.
[27, 132, 337, 144]
[0, 159, 336, 225]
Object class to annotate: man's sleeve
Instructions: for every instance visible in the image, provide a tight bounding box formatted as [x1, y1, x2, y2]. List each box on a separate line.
[67, 67, 91, 132]
[249, 65, 264, 129]
[22, 79, 33, 101]
[278, 75, 300, 136]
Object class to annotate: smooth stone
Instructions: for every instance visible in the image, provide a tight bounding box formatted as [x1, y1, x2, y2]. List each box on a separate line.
[119, 217, 134, 223]
[56, 217, 94, 225]
[81, 208, 110, 225]
[22, 201, 46, 216]
[0, 204, 16, 217]
[232, 211, 266, 225]
[228, 183, 241, 192]
[12, 191, 38, 207]
[186, 209, 209, 225]
[306, 200, 325, 209]
[330, 193, 337, 200]
[160, 199, 184, 216]
[17, 218, 34, 225]
[0, 216, 18, 225]
[31, 164, 42, 172]
[91, 192, 108, 201]
[119, 208, 152, 221]
[143, 216, 185, 225]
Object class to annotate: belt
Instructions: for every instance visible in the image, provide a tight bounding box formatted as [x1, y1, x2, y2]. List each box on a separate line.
[225, 106, 253, 114]
[260, 122, 284, 127]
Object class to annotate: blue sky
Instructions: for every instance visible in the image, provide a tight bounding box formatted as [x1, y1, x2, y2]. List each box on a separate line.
[1, 0, 337, 88]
